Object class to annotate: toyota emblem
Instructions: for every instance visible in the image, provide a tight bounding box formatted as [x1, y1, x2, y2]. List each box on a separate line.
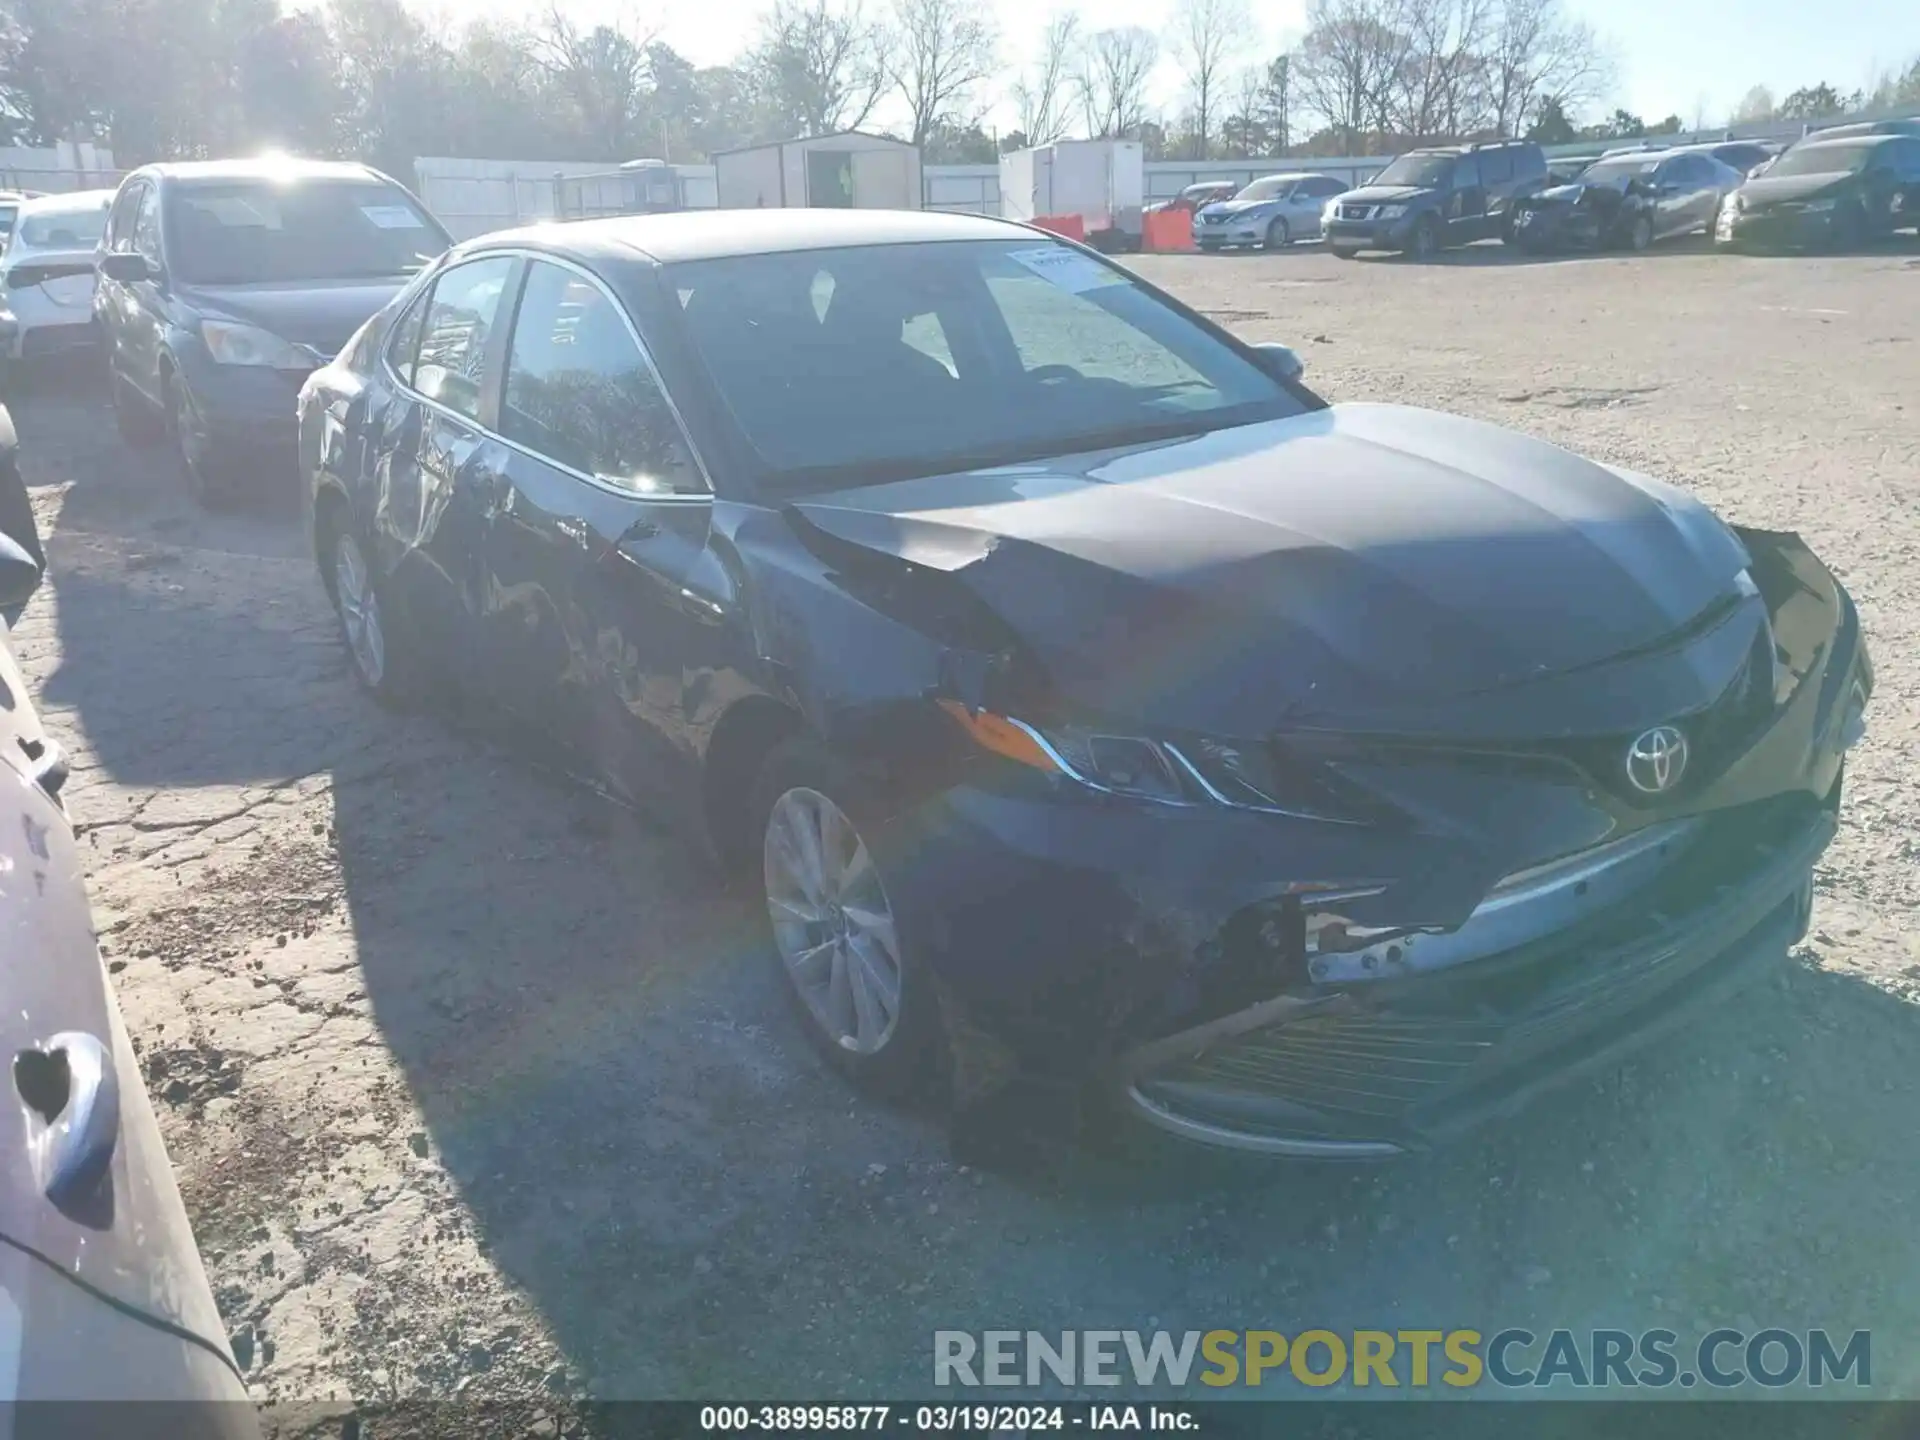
[1625, 726, 1689, 795]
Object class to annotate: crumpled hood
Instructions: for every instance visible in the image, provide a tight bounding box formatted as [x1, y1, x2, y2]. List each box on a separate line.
[1735, 172, 1852, 210]
[178, 277, 414, 357]
[790, 404, 1751, 737]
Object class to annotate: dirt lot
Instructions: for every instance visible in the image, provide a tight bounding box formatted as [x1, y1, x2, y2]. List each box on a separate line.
[9, 238, 1920, 1414]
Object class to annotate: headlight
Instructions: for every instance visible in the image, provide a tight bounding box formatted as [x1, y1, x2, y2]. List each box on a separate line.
[1798, 198, 1837, 214]
[1721, 193, 1744, 214]
[1323, 201, 1340, 222]
[938, 702, 1376, 823]
[200, 319, 306, 368]
[1376, 204, 1407, 220]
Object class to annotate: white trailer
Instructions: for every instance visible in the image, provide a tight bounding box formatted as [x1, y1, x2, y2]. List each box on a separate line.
[998, 140, 1146, 249]
[713, 132, 922, 210]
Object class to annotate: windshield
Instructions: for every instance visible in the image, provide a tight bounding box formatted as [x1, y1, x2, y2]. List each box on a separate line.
[668, 239, 1306, 491]
[1234, 178, 1292, 202]
[164, 180, 448, 286]
[1578, 157, 1663, 185]
[1769, 143, 1873, 177]
[16, 204, 109, 250]
[1371, 154, 1456, 188]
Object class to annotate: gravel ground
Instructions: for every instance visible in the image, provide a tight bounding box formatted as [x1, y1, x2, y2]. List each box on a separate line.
[8, 236, 1920, 1420]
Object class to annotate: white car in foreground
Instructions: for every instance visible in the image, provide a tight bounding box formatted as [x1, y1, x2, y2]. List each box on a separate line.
[0, 190, 113, 372]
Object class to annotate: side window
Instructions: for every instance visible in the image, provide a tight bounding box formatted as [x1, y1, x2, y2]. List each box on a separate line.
[412, 256, 514, 422]
[106, 186, 143, 251]
[1478, 149, 1514, 184]
[132, 188, 162, 265]
[1308, 177, 1344, 198]
[1451, 155, 1479, 189]
[501, 260, 705, 496]
[384, 282, 433, 387]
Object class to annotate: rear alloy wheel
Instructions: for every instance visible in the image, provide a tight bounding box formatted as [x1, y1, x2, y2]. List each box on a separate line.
[1265, 216, 1291, 249]
[754, 738, 941, 1096]
[327, 524, 417, 707]
[1629, 214, 1654, 252]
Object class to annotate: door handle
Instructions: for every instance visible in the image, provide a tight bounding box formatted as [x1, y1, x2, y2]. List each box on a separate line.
[17, 734, 69, 801]
[15, 1031, 121, 1206]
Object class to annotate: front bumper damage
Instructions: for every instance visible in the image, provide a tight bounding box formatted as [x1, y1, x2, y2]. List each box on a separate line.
[888, 528, 1870, 1155]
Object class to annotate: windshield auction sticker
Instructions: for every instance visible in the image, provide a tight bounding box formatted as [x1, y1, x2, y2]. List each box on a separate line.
[1007, 246, 1129, 295]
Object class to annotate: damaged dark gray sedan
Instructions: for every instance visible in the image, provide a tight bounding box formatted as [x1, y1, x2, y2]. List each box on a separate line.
[298, 211, 1872, 1157]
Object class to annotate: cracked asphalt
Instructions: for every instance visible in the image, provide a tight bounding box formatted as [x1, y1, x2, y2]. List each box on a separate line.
[8, 238, 1920, 1420]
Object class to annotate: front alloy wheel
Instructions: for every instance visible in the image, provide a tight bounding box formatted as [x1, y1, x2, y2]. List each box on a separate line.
[1629, 214, 1655, 252]
[764, 787, 903, 1058]
[1408, 216, 1440, 260]
[1265, 217, 1291, 248]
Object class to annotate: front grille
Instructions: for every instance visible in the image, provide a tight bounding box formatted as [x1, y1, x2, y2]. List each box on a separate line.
[1339, 204, 1376, 221]
[1132, 795, 1828, 1147]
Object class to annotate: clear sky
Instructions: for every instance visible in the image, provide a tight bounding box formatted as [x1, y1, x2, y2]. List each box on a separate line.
[419, 0, 1920, 138]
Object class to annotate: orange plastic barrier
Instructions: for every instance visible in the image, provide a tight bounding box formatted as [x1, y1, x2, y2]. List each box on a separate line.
[1030, 214, 1086, 241]
[1142, 209, 1195, 252]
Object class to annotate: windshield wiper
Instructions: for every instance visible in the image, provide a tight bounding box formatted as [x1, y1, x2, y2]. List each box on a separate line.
[768, 415, 1248, 494]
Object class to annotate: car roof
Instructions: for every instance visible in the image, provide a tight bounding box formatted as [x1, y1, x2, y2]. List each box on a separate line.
[16, 189, 115, 215]
[1794, 133, 1903, 152]
[460, 208, 1037, 265]
[138, 158, 388, 187]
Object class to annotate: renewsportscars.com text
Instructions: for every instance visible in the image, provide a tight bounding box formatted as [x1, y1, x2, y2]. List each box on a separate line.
[933, 1329, 1871, 1391]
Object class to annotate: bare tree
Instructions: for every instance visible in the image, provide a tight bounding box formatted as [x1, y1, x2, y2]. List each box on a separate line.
[533, 5, 654, 158]
[1395, 0, 1491, 140]
[747, 0, 887, 136]
[1483, 0, 1608, 138]
[1011, 12, 1082, 145]
[1293, 0, 1405, 151]
[1076, 25, 1159, 137]
[1170, 0, 1250, 159]
[887, 0, 997, 146]
[1732, 84, 1775, 123]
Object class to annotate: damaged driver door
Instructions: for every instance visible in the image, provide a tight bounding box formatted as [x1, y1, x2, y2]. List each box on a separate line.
[489, 257, 723, 812]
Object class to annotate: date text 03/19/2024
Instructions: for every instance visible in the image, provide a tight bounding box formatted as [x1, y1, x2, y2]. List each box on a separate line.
[699, 1406, 1199, 1431]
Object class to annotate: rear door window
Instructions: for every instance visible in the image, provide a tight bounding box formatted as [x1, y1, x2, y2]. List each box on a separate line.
[501, 259, 706, 496]
[410, 256, 515, 422]
[1478, 149, 1514, 184]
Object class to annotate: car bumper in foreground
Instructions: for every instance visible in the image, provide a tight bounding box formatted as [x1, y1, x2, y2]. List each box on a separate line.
[1121, 795, 1830, 1155]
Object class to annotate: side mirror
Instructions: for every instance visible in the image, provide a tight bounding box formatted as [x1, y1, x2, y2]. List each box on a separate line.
[98, 252, 155, 284]
[1253, 342, 1305, 383]
[0, 530, 40, 612]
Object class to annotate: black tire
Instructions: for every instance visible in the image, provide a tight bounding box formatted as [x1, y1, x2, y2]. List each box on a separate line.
[750, 734, 944, 1099]
[1265, 216, 1290, 249]
[112, 369, 164, 444]
[166, 375, 232, 509]
[1407, 215, 1440, 260]
[1330, 245, 1357, 260]
[1629, 214, 1654, 252]
[318, 503, 419, 709]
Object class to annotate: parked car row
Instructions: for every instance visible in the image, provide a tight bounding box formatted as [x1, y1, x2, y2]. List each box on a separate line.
[1175, 117, 1919, 261]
